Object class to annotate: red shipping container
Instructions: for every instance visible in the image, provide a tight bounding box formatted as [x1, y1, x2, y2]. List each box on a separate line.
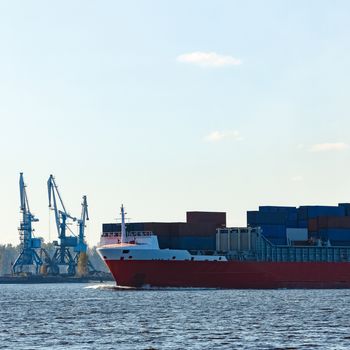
[143, 222, 174, 237]
[143, 222, 219, 238]
[178, 222, 218, 237]
[308, 218, 318, 232]
[308, 216, 350, 231]
[186, 211, 226, 226]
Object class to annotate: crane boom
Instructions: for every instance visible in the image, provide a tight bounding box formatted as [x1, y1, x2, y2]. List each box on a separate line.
[76, 195, 89, 253]
[74, 195, 96, 275]
[48, 175, 76, 235]
[48, 174, 77, 275]
[13, 173, 43, 274]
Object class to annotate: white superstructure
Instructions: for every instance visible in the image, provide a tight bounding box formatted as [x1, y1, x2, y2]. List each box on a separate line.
[97, 205, 227, 262]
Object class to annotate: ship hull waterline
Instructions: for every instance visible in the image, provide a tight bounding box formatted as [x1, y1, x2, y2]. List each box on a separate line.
[105, 260, 350, 289]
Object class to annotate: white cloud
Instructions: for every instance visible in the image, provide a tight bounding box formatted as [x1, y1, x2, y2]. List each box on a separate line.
[205, 130, 243, 142]
[291, 175, 303, 182]
[177, 52, 242, 68]
[310, 142, 349, 152]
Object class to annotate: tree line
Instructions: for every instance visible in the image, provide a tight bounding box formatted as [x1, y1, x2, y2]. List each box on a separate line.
[0, 243, 108, 275]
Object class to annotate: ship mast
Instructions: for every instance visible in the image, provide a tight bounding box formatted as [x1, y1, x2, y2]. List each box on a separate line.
[121, 204, 127, 243]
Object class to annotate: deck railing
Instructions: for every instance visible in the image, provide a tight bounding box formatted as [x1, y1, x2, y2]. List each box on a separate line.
[101, 231, 153, 238]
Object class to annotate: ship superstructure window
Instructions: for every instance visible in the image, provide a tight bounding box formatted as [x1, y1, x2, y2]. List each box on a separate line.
[172, 256, 176, 259]
[122, 250, 130, 254]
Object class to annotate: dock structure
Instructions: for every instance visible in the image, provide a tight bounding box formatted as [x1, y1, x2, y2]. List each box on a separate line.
[11, 173, 96, 278]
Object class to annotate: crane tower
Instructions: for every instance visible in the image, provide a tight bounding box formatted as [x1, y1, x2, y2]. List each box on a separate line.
[74, 195, 96, 275]
[48, 174, 77, 275]
[12, 173, 43, 274]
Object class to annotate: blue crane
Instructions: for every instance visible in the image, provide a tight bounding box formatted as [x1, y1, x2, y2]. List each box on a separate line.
[48, 174, 78, 275]
[74, 195, 96, 274]
[75, 195, 88, 254]
[12, 173, 43, 274]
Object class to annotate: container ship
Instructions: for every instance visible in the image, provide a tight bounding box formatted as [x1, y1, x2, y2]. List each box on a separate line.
[97, 204, 350, 288]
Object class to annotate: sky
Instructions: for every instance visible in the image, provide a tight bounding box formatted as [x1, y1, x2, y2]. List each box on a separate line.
[0, 0, 350, 246]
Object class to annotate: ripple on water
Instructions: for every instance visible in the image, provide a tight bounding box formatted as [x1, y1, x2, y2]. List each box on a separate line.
[1, 284, 350, 349]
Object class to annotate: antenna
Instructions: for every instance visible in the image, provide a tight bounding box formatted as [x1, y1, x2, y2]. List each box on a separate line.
[121, 204, 127, 243]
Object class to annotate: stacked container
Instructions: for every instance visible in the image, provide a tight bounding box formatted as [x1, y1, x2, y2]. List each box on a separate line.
[247, 206, 298, 244]
[308, 215, 350, 245]
[101, 211, 226, 251]
[248, 203, 350, 246]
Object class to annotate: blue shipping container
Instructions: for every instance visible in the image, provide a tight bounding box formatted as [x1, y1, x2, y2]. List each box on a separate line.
[339, 203, 350, 216]
[309, 206, 345, 218]
[102, 223, 118, 233]
[252, 212, 288, 225]
[297, 206, 309, 221]
[298, 206, 345, 220]
[177, 236, 216, 250]
[259, 206, 297, 213]
[298, 220, 308, 228]
[247, 211, 258, 225]
[319, 228, 350, 241]
[260, 224, 286, 237]
[127, 222, 145, 231]
[288, 212, 298, 221]
[158, 236, 172, 249]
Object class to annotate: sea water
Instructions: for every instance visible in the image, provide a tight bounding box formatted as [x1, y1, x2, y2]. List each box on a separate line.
[0, 283, 350, 349]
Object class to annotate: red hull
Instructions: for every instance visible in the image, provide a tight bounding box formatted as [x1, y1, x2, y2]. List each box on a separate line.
[105, 260, 350, 289]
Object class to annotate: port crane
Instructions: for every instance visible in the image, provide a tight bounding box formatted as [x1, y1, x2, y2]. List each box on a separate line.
[75, 195, 89, 254]
[12, 173, 43, 274]
[48, 174, 77, 275]
[74, 195, 96, 274]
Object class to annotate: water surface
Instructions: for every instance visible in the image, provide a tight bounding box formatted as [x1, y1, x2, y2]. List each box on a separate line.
[1, 283, 350, 349]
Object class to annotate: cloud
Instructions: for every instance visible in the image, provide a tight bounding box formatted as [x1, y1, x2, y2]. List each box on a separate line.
[291, 175, 303, 182]
[310, 142, 349, 152]
[205, 130, 243, 142]
[177, 52, 242, 68]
